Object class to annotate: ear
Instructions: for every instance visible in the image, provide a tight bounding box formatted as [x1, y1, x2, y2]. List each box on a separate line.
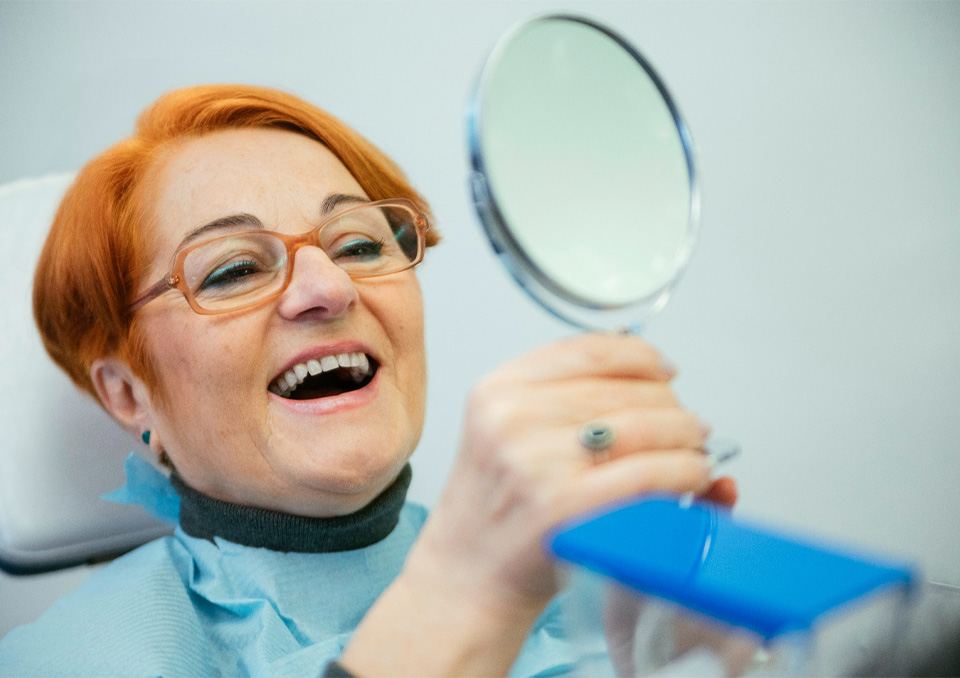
[89, 357, 155, 439]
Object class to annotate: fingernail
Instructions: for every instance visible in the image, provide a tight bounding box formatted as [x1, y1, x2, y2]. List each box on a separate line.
[698, 420, 712, 439]
[141, 430, 151, 445]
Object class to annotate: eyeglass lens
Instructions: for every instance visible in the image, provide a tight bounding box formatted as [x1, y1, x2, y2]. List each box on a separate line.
[181, 204, 420, 312]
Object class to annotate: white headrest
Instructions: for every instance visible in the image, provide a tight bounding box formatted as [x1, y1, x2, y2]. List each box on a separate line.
[0, 174, 169, 574]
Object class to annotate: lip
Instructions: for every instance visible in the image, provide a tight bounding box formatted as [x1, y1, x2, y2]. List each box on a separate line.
[268, 365, 381, 415]
[268, 340, 381, 416]
[270, 340, 379, 384]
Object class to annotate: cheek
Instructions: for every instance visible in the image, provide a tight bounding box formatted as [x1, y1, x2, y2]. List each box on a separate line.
[362, 277, 425, 393]
[395, 285, 427, 408]
[388, 281, 425, 367]
[145, 313, 264, 433]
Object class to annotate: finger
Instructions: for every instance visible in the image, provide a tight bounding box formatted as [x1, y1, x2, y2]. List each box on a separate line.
[512, 410, 707, 469]
[572, 409, 709, 461]
[524, 378, 681, 414]
[701, 476, 738, 508]
[560, 450, 710, 519]
[492, 333, 675, 385]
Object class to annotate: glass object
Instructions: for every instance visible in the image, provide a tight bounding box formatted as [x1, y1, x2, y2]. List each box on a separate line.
[468, 15, 697, 332]
[129, 198, 429, 315]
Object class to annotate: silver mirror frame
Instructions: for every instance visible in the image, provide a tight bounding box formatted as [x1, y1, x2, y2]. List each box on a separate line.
[467, 14, 701, 332]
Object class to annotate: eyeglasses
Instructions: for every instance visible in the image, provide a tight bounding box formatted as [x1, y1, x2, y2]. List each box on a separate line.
[129, 198, 429, 315]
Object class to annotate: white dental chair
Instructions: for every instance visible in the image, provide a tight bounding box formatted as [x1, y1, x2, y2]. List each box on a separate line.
[0, 174, 170, 574]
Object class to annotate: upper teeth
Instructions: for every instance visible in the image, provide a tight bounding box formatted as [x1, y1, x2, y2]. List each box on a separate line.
[271, 352, 371, 396]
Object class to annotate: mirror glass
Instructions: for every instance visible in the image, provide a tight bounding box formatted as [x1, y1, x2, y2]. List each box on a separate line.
[468, 15, 698, 331]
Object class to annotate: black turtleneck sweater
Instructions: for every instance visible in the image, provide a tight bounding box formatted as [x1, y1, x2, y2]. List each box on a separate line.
[169, 463, 412, 553]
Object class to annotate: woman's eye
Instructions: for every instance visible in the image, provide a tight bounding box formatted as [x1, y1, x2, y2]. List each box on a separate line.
[334, 238, 384, 260]
[200, 259, 264, 290]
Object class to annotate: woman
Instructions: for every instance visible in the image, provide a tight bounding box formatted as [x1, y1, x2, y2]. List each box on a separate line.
[0, 84, 735, 676]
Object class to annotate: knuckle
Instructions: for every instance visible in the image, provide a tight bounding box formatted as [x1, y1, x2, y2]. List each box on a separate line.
[469, 373, 501, 403]
[484, 398, 523, 437]
[465, 382, 532, 451]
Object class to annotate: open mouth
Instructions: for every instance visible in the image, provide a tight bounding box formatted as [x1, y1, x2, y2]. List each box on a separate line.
[269, 351, 378, 400]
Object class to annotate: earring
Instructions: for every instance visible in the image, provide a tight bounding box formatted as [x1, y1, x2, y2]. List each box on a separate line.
[141, 430, 151, 445]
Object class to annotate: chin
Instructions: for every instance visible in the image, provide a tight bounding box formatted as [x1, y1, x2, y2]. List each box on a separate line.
[284, 437, 412, 498]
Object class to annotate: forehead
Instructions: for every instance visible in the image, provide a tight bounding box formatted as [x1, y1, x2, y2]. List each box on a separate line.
[146, 127, 367, 247]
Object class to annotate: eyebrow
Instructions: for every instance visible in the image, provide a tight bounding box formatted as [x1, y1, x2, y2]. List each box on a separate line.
[176, 193, 370, 251]
[320, 193, 369, 215]
[178, 213, 265, 250]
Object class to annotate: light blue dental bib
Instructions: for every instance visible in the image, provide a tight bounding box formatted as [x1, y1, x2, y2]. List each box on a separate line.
[0, 455, 575, 677]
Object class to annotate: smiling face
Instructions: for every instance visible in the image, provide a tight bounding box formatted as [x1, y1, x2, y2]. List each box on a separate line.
[133, 127, 427, 516]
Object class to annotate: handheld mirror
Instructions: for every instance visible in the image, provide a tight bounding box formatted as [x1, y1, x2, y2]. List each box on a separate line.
[468, 15, 698, 332]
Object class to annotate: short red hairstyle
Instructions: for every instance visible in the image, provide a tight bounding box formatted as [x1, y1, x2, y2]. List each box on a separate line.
[33, 84, 437, 406]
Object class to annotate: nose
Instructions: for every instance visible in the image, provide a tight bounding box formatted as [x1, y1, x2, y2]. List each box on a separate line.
[275, 246, 358, 321]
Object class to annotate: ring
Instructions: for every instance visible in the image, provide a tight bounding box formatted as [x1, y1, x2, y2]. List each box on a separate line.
[579, 422, 615, 459]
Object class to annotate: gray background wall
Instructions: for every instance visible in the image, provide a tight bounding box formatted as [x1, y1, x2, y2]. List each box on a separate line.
[2, 0, 958, 637]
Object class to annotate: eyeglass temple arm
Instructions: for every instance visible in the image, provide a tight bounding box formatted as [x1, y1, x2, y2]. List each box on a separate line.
[128, 276, 176, 313]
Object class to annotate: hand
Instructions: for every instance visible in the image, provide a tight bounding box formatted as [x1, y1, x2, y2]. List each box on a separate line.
[409, 333, 717, 609]
[343, 334, 727, 677]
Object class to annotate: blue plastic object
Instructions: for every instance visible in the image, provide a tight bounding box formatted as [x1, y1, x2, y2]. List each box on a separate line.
[549, 496, 916, 640]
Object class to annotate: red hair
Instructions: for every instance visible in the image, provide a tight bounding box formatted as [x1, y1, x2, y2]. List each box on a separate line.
[33, 84, 437, 405]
